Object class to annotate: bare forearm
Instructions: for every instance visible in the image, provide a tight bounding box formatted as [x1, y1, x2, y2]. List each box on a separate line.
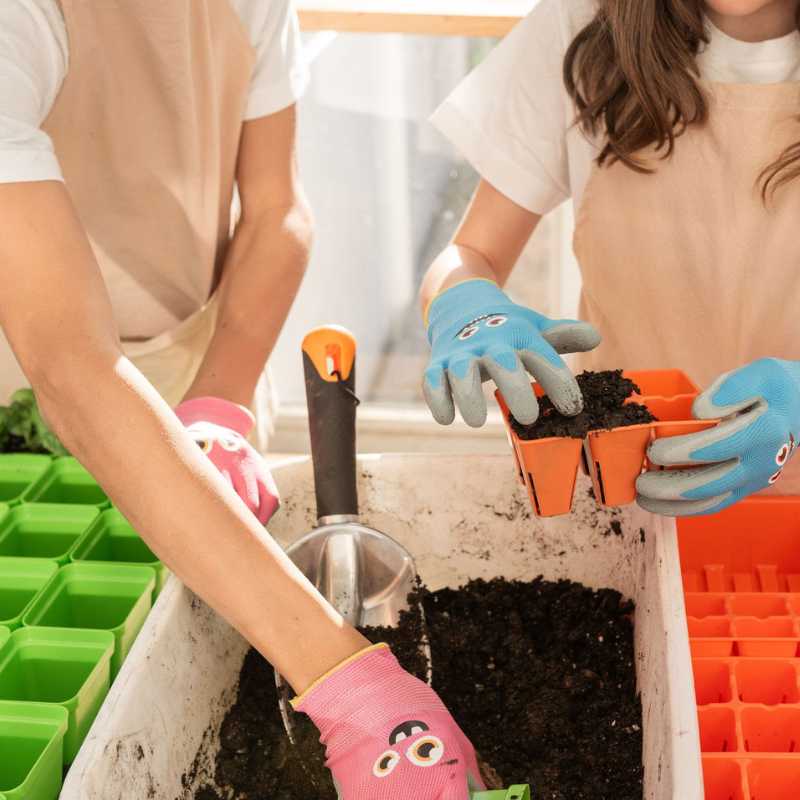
[35, 353, 366, 690]
[0, 181, 363, 692]
[420, 179, 542, 317]
[185, 204, 311, 406]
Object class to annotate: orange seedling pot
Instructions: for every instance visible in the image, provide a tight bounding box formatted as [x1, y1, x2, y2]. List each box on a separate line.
[496, 389, 583, 516]
[626, 368, 700, 398]
[515, 437, 583, 517]
[585, 425, 653, 506]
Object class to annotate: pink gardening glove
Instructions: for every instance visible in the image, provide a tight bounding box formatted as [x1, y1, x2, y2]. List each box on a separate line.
[174, 396, 280, 524]
[294, 643, 484, 800]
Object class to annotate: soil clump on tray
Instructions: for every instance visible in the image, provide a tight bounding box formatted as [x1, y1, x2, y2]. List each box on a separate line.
[192, 577, 643, 800]
[511, 369, 655, 441]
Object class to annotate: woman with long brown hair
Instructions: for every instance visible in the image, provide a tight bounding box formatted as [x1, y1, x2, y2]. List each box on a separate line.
[421, 0, 800, 516]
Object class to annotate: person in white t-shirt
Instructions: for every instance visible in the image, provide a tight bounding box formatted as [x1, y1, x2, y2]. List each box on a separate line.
[0, 3, 484, 787]
[421, 0, 800, 517]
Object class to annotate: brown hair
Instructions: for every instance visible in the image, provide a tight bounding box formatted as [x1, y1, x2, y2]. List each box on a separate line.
[563, 1, 800, 199]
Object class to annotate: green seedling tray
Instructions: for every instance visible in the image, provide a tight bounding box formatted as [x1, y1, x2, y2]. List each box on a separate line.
[473, 788, 531, 800]
[0, 627, 114, 764]
[0, 700, 68, 800]
[0, 559, 58, 631]
[0, 505, 98, 565]
[22, 563, 155, 678]
[71, 508, 168, 597]
[0, 457, 52, 505]
[23, 458, 107, 507]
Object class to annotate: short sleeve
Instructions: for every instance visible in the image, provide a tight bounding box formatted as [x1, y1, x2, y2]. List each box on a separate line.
[431, 0, 580, 215]
[244, 0, 309, 120]
[0, 0, 67, 183]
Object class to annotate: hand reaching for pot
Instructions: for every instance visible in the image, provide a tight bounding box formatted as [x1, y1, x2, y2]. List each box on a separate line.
[175, 396, 280, 524]
[294, 643, 485, 799]
[637, 358, 800, 516]
[424, 279, 601, 428]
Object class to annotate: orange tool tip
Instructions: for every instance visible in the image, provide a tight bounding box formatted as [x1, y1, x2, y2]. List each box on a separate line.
[302, 325, 357, 382]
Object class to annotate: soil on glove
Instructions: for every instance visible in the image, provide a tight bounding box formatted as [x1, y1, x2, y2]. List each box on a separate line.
[511, 370, 655, 441]
[191, 577, 642, 800]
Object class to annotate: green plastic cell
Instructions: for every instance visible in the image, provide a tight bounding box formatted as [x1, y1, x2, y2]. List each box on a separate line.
[0, 627, 114, 764]
[71, 508, 168, 597]
[23, 458, 107, 507]
[0, 559, 58, 631]
[0, 506, 98, 564]
[23, 563, 155, 677]
[0, 700, 68, 800]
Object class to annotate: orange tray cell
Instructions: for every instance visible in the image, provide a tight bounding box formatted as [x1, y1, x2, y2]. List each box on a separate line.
[691, 639, 735, 658]
[694, 660, 734, 705]
[742, 707, 800, 753]
[737, 639, 799, 659]
[685, 594, 728, 617]
[689, 617, 732, 638]
[733, 618, 797, 639]
[703, 757, 747, 800]
[699, 706, 739, 753]
[730, 596, 791, 619]
[788, 597, 800, 617]
[735, 661, 800, 705]
[747, 759, 800, 800]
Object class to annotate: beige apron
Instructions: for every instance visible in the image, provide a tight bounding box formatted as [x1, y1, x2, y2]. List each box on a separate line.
[0, 0, 274, 449]
[573, 81, 800, 494]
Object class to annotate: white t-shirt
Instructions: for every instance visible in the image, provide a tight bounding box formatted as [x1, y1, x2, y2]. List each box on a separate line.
[431, 0, 800, 216]
[0, 0, 308, 184]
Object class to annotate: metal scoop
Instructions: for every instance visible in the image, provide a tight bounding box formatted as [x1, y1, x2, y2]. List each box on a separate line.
[276, 325, 431, 740]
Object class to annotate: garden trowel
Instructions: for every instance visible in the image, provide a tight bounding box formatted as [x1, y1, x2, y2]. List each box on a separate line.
[276, 325, 431, 740]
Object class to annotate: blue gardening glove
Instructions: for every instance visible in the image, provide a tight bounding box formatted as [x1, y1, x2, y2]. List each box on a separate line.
[424, 279, 601, 427]
[636, 358, 800, 516]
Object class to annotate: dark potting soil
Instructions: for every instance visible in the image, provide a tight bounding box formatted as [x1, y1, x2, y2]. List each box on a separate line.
[511, 370, 655, 441]
[192, 577, 643, 800]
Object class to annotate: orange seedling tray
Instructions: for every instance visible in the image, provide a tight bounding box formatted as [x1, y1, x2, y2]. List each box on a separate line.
[496, 368, 716, 517]
[678, 497, 800, 800]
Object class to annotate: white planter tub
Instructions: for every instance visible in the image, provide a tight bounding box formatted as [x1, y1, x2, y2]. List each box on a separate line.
[59, 454, 702, 799]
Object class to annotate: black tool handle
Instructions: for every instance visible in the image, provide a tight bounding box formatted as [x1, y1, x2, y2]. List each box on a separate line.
[302, 325, 359, 519]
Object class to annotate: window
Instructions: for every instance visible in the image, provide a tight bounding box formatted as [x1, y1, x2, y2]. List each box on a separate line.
[270, 15, 581, 451]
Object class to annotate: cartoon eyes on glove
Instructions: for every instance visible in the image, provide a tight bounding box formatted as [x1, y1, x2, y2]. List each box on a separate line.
[456, 314, 508, 341]
[216, 433, 244, 453]
[372, 720, 445, 778]
[193, 433, 244, 454]
[373, 750, 401, 778]
[769, 433, 797, 485]
[406, 735, 445, 767]
[769, 435, 797, 484]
